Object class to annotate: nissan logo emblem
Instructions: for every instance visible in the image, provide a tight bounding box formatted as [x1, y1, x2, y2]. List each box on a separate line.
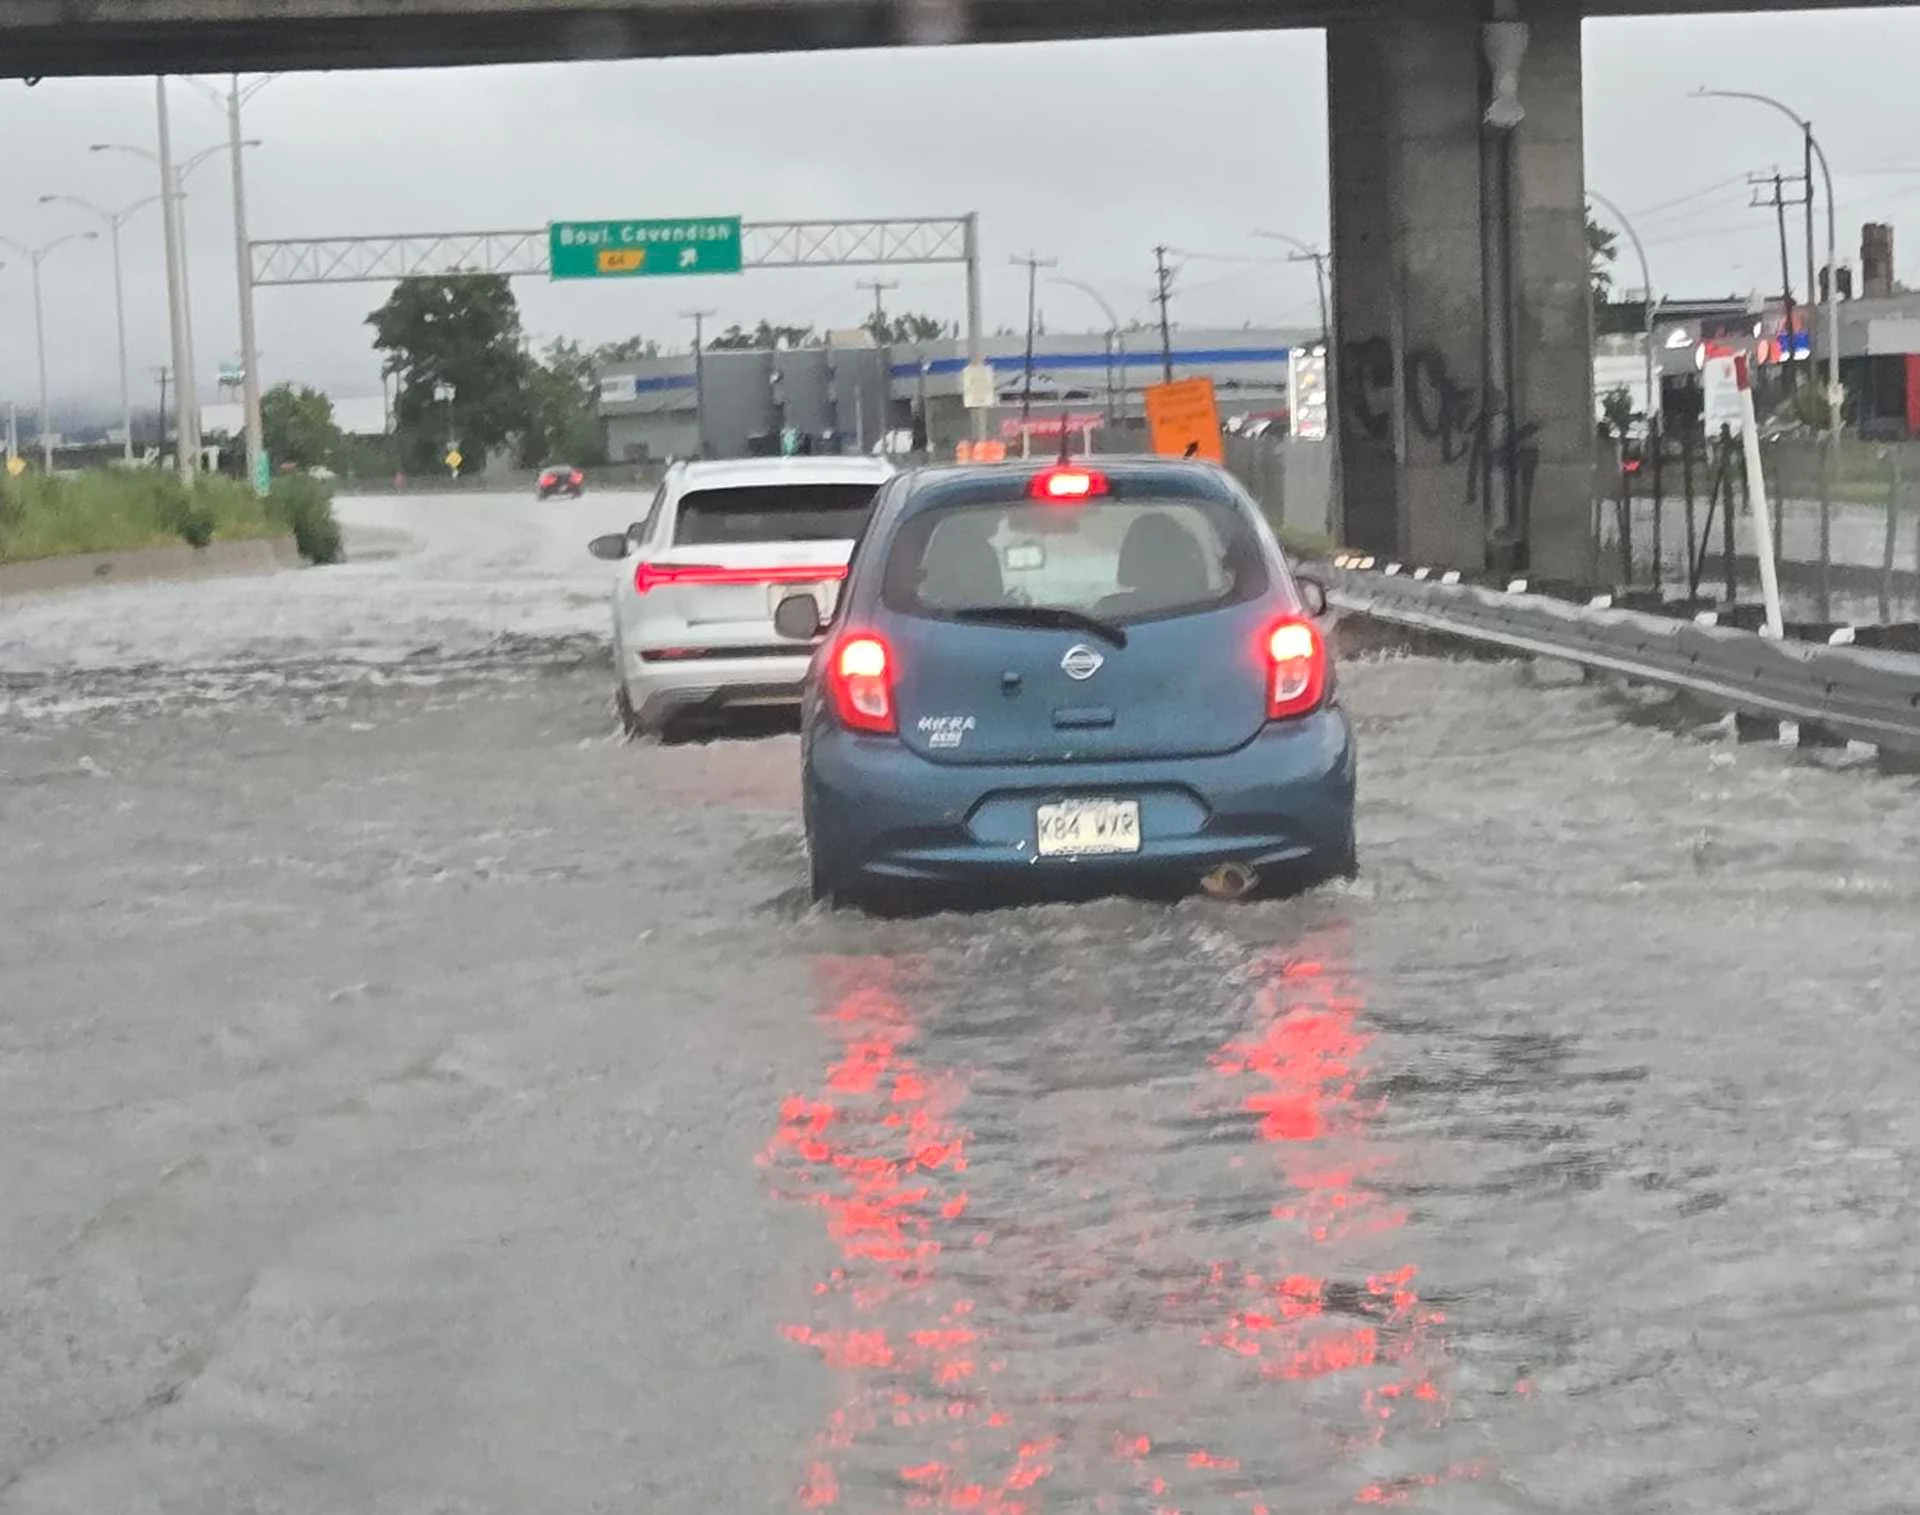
[1061, 644, 1104, 680]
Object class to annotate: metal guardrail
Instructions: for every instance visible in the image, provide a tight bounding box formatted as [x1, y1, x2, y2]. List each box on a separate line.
[1323, 559, 1920, 757]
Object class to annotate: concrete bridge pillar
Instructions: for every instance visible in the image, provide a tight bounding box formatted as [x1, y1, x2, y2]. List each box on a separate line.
[1327, 9, 1593, 578]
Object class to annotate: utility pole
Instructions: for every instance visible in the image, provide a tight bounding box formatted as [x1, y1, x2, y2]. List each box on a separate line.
[1010, 251, 1056, 433]
[682, 309, 715, 458]
[1153, 245, 1175, 383]
[856, 278, 897, 340]
[1750, 168, 1809, 386]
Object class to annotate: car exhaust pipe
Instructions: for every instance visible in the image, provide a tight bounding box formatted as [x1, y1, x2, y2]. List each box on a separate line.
[1199, 862, 1258, 900]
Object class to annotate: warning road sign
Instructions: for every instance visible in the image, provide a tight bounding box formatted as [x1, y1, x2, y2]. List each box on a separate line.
[1143, 377, 1223, 463]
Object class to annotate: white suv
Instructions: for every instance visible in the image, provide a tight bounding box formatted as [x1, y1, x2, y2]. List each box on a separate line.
[589, 455, 896, 738]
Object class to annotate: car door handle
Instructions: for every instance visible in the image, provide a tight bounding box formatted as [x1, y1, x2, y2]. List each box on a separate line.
[1052, 705, 1115, 729]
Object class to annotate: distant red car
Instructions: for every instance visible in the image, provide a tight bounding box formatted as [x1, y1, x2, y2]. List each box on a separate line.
[537, 464, 585, 500]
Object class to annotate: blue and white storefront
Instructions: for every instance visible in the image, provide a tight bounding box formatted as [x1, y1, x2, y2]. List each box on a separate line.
[598, 327, 1316, 462]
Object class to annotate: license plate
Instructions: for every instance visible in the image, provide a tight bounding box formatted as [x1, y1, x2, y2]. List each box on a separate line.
[1035, 798, 1141, 857]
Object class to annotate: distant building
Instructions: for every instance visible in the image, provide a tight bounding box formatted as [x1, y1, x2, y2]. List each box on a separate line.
[596, 327, 1315, 462]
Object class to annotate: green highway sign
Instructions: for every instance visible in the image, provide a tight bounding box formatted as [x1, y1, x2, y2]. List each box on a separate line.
[548, 217, 744, 280]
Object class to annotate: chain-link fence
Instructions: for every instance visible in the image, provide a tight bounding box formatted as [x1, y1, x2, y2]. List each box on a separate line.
[1593, 433, 1920, 626]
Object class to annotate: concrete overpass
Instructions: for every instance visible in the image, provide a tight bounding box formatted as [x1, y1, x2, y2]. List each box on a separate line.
[0, 0, 1854, 580]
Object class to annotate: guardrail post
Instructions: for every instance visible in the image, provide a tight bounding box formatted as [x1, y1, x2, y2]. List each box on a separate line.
[1616, 441, 1633, 586]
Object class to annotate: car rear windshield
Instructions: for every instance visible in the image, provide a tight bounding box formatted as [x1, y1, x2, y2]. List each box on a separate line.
[881, 496, 1270, 624]
[672, 483, 882, 546]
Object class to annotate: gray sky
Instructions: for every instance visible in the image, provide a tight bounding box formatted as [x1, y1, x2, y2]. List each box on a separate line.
[3, 10, 1920, 416]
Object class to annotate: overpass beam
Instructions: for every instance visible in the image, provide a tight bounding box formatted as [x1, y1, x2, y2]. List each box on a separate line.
[1327, 11, 1593, 578]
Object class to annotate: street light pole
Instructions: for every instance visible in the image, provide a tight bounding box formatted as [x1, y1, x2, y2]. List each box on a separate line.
[1584, 190, 1660, 433]
[3, 231, 99, 472]
[1047, 274, 1125, 427]
[682, 309, 714, 457]
[1693, 87, 1840, 618]
[186, 73, 277, 493]
[39, 194, 158, 464]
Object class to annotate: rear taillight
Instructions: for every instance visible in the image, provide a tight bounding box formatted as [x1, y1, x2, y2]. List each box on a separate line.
[633, 562, 849, 594]
[829, 634, 895, 734]
[1266, 618, 1326, 720]
[571, 471, 584, 484]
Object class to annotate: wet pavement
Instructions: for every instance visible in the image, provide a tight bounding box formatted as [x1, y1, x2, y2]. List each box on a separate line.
[3, 492, 1918, 1514]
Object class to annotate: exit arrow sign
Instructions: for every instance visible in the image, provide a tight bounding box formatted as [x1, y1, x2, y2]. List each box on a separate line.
[548, 217, 744, 279]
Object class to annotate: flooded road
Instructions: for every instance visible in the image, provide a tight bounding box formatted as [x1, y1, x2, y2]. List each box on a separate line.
[3, 492, 1918, 1514]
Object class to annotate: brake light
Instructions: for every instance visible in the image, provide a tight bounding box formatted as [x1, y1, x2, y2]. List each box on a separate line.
[1266, 618, 1326, 719]
[633, 561, 849, 594]
[1028, 466, 1108, 502]
[829, 634, 895, 734]
[571, 471, 584, 484]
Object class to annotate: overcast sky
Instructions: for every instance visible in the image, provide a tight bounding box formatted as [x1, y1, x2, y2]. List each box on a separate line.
[4, 9, 1920, 416]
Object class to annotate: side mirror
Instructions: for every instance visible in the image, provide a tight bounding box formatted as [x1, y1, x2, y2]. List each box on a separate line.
[773, 593, 824, 642]
[588, 532, 629, 561]
[1295, 574, 1329, 618]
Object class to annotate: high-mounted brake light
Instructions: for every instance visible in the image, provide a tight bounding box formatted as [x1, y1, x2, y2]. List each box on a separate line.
[633, 561, 849, 595]
[1028, 466, 1109, 502]
[1266, 617, 1327, 720]
[829, 633, 896, 734]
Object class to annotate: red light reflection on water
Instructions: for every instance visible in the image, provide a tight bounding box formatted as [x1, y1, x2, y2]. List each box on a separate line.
[1198, 931, 1481, 1506]
[763, 937, 1487, 1511]
[761, 955, 1050, 1512]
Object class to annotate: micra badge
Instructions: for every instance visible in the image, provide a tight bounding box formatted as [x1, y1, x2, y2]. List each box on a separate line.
[918, 714, 976, 749]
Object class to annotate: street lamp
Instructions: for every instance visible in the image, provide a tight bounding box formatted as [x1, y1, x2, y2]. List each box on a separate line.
[1693, 86, 1840, 616]
[1585, 190, 1661, 432]
[91, 132, 260, 477]
[2, 230, 101, 472]
[38, 193, 159, 463]
[182, 74, 279, 494]
[1047, 274, 1126, 427]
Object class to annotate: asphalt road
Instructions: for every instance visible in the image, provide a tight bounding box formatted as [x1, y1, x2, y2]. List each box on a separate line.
[3, 491, 1918, 1514]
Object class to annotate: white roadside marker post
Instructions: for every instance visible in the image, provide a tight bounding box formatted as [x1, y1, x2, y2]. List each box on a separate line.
[1729, 353, 1785, 639]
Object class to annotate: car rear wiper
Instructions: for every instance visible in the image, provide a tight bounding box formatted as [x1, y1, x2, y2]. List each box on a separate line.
[948, 604, 1128, 648]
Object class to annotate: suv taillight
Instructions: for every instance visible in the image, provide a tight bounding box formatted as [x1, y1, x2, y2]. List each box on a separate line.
[1266, 618, 1326, 720]
[829, 634, 896, 734]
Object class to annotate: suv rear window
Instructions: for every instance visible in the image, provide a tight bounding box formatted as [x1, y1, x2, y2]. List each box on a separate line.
[672, 483, 881, 546]
[881, 497, 1269, 624]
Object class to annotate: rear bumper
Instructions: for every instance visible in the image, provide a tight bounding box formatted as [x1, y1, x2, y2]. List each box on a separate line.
[624, 646, 813, 725]
[805, 705, 1356, 893]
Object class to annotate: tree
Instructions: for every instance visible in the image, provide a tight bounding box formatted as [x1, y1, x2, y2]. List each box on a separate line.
[367, 274, 532, 474]
[706, 319, 817, 351]
[520, 337, 608, 467]
[260, 383, 342, 470]
[865, 310, 949, 346]
[1588, 214, 1619, 315]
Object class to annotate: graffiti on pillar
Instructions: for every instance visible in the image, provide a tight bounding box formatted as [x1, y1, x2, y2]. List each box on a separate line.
[1339, 336, 1395, 442]
[1337, 338, 1541, 521]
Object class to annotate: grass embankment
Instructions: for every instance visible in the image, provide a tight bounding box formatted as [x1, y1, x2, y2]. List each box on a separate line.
[0, 470, 342, 566]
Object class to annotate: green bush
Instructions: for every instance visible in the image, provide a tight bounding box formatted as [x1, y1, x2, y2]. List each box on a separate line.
[266, 474, 343, 565]
[0, 467, 337, 565]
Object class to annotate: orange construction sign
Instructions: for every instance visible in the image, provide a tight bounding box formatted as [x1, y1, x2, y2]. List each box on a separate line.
[1143, 377, 1224, 462]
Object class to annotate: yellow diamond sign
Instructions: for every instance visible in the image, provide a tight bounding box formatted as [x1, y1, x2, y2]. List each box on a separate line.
[5, 455, 24, 478]
[445, 449, 463, 472]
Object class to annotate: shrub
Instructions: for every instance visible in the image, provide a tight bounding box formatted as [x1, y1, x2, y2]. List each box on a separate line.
[0, 468, 311, 564]
[267, 474, 344, 565]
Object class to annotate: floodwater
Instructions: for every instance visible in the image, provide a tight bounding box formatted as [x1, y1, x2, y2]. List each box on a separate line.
[3, 491, 1917, 1514]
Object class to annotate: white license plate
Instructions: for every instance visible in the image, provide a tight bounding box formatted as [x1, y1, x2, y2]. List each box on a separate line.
[1035, 798, 1142, 857]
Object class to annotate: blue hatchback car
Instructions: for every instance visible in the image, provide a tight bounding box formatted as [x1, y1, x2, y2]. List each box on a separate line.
[772, 457, 1356, 909]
